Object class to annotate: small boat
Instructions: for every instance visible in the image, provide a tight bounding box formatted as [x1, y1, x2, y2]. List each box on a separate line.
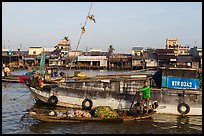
[2, 75, 30, 83]
[28, 106, 156, 123]
[2, 69, 37, 83]
[2, 75, 22, 83]
[43, 66, 63, 84]
[29, 112, 155, 123]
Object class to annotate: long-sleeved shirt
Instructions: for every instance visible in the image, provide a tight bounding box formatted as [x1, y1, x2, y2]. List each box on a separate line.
[139, 85, 151, 99]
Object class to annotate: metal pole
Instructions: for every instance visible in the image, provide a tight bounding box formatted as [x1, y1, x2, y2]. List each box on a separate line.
[9, 56, 11, 66]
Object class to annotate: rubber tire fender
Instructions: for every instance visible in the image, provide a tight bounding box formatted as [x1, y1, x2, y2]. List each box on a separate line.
[82, 98, 93, 110]
[177, 103, 190, 115]
[48, 95, 58, 106]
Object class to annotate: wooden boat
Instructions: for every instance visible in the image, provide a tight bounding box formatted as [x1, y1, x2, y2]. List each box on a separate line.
[29, 109, 155, 123]
[25, 67, 202, 116]
[25, 75, 159, 110]
[2, 75, 23, 83]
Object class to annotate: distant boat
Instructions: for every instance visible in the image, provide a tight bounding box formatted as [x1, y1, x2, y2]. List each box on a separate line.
[2, 75, 22, 83]
[2, 73, 33, 83]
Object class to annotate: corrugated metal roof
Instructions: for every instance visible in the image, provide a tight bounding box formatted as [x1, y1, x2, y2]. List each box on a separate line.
[51, 49, 61, 55]
[132, 47, 143, 50]
[156, 49, 174, 53]
[177, 55, 193, 62]
[22, 58, 35, 60]
[157, 55, 176, 59]
[29, 47, 42, 48]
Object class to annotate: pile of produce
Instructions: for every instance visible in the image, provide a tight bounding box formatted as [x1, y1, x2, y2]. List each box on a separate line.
[93, 106, 119, 119]
[48, 109, 92, 118]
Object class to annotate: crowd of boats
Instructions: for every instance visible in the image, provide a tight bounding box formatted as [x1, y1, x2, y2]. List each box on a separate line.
[2, 64, 202, 122]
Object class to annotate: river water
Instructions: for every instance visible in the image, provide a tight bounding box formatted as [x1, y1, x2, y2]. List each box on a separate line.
[2, 69, 202, 134]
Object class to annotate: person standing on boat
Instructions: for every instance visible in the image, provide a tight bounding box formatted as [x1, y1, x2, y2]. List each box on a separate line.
[30, 71, 39, 87]
[136, 80, 151, 114]
[4, 66, 11, 77]
[38, 73, 44, 89]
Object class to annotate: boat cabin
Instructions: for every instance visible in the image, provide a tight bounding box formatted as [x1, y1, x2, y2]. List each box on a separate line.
[44, 66, 58, 80]
[153, 67, 201, 90]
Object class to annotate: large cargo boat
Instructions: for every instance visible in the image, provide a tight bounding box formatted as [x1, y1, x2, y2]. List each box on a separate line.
[25, 67, 202, 116]
[25, 74, 155, 111]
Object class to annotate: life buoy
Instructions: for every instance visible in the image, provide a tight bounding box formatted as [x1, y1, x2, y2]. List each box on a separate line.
[48, 95, 58, 106]
[177, 103, 190, 115]
[82, 98, 93, 110]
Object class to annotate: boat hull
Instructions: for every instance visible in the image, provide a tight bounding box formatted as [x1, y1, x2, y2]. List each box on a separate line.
[151, 88, 202, 116]
[28, 86, 134, 110]
[29, 111, 155, 123]
[2, 76, 21, 83]
[27, 75, 202, 116]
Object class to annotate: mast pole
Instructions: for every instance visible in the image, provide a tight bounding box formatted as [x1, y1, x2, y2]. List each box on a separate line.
[69, 2, 93, 69]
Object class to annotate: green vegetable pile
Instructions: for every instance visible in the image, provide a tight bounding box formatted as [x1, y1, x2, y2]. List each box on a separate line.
[93, 106, 119, 119]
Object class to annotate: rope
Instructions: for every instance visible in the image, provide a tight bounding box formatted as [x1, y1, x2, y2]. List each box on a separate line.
[69, 2, 93, 69]
[3, 92, 32, 111]
[10, 91, 30, 100]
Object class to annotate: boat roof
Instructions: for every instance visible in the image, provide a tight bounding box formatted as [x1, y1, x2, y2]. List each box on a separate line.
[159, 67, 201, 71]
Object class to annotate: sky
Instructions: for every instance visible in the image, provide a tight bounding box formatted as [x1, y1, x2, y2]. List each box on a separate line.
[2, 2, 202, 53]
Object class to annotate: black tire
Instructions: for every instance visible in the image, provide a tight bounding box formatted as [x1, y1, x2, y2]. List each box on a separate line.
[48, 95, 58, 106]
[59, 72, 65, 77]
[152, 101, 159, 109]
[177, 103, 190, 115]
[82, 98, 93, 110]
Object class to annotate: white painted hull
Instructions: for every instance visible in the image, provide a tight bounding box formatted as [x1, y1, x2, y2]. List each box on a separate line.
[156, 104, 202, 116]
[29, 86, 202, 116]
[29, 87, 132, 110]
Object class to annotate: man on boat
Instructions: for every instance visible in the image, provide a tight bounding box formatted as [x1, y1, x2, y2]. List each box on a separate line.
[4, 66, 11, 77]
[136, 80, 151, 114]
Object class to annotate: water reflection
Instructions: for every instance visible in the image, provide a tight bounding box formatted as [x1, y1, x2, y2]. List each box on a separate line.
[17, 103, 202, 134]
[151, 114, 202, 134]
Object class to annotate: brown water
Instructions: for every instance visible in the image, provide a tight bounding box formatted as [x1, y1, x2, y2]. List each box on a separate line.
[2, 70, 202, 134]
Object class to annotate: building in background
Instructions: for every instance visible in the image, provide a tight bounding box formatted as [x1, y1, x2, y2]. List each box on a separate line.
[156, 49, 177, 67]
[143, 51, 157, 68]
[132, 47, 144, 56]
[131, 47, 144, 69]
[189, 47, 202, 68]
[28, 47, 44, 55]
[166, 38, 181, 56]
[49, 37, 71, 67]
[109, 53, 132, 70]
[77, 55, 108, 69]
